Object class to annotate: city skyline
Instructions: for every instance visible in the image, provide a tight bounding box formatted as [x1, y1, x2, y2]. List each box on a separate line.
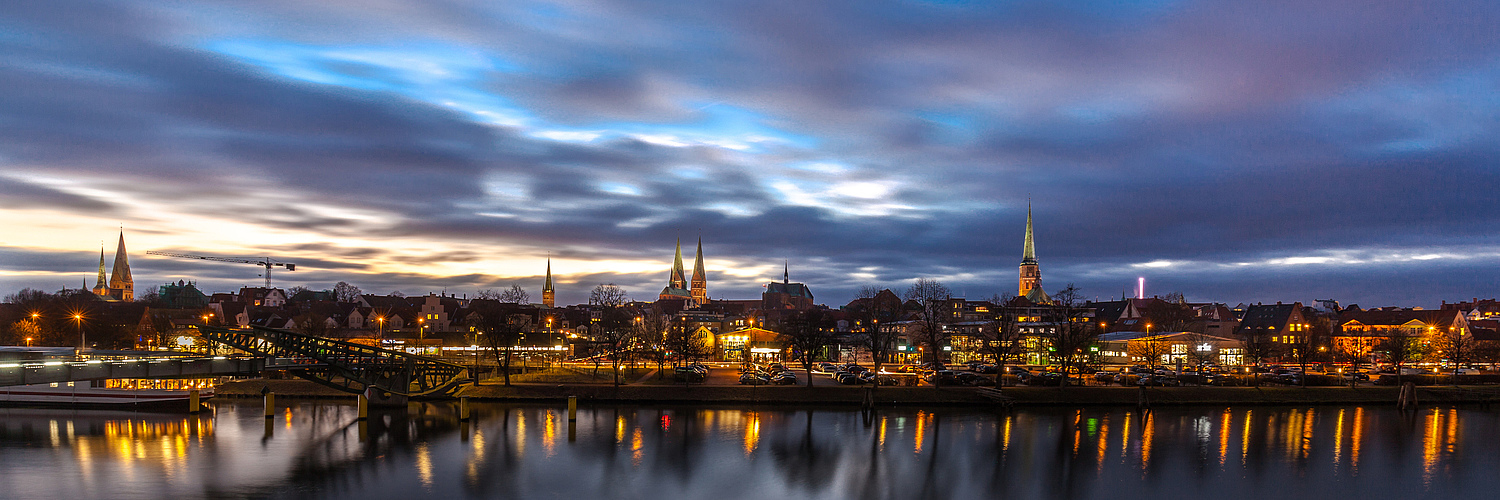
[3, 1, 1498, 307]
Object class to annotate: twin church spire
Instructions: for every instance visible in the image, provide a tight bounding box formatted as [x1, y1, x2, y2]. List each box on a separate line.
[91, 231, 133, 301]
[661, 237, 708, 306]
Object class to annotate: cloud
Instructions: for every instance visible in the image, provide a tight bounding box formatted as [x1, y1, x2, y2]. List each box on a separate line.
[1, 0, 1497, 307]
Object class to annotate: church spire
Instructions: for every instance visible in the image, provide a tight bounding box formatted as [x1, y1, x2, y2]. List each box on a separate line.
[784, 261, 790, 284]
[92, 246, 108, 296]
[1022, 202, 1037, 265]
[690, 237, 707, 306]
[670, 238, 687, 289]
[108, 231, 133, 301]
[542, 256, 555, 308]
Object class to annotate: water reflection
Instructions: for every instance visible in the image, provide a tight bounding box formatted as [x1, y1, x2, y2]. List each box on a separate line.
[2, 403, 1500, 499]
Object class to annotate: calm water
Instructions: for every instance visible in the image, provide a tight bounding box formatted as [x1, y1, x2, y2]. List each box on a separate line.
[0, 400, 1496, 499]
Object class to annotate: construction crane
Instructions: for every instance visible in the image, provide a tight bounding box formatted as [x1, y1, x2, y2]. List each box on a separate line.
[146, 251, 297, 288]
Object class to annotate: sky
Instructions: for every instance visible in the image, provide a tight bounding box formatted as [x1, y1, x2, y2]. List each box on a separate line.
[1, 0, 1497, 308]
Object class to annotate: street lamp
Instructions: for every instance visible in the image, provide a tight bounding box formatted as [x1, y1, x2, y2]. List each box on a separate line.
[72, 313, 85, 356]
[375, 316, 385, 346]
[25, 337, 33, 347]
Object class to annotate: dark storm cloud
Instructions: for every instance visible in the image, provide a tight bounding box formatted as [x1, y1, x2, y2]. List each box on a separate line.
[2, 0, 1497, 306]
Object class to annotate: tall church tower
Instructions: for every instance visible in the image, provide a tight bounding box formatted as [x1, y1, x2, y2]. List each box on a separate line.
[659, 239, 693, 301]
[690, 237, 707, 306]
[670, 239, 687, 290]
[1018, 204, 1048, 303]
[108, 231, 134, 301]
[542, 258, 555, 308]
[91, 246, 110, 297]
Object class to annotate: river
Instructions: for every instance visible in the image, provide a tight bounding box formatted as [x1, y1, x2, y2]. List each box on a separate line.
[0, 400, 1495, 499]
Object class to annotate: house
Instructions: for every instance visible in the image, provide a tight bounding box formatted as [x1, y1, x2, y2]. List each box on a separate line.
[1233, 302, 1311, 344]
[1334, 309, 1469, 359]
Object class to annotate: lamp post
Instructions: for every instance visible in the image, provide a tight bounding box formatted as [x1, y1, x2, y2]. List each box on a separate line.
[73, 313, 85, 356]
[375, 316, 385, 347]
[1146, 323, 1154, 368]
[25, 337, 33, 347]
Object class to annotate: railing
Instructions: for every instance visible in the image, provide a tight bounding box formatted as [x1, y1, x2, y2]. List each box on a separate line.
[199, 326, 469, 397]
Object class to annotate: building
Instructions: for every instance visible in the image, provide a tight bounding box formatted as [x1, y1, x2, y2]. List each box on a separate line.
[658, 238, 708, 306]
[91, 232, 134, 302]
[763, 264, 815, 311]
[1335, 309, 1469, 359]
[1018, 203, 1051, 305]
[157, 280, 208, 308]
[1234, 302, 1311, 344]
[542, 258, 555, 308]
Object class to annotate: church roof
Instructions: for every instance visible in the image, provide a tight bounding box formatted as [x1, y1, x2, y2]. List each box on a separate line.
[109, 232, 132, 289]
[1023, 285, 1052, 305]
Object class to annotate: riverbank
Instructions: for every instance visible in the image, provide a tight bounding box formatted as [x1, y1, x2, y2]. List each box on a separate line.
[216, 379, 1500, 406]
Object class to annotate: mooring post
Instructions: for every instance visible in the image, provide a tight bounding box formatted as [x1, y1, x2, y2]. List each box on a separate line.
[189, 388, 201, 414]
[264, 391, 275, 418]
[459, 396, 471, 421]
[568, 396, 578, 422]
[357, 393, 369, 420]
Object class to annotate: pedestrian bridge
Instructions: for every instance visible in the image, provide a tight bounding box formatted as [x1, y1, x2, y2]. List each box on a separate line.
[198, 326, 470, 397]
[0, 357, 264, 387]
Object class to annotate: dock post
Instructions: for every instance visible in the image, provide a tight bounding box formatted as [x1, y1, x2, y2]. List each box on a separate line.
[357, 393, 369, 420]
[568, 396, 577, 422]
[459, 396, 471, 421]
[189, 389, 201, 414]
[264, 391, 275, 418]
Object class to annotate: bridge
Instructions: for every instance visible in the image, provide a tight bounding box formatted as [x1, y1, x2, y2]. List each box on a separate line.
[199, 326, 470, 398]
[0, 357, 263, 387]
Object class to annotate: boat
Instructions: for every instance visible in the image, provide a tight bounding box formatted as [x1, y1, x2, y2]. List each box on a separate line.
[0, 379, 214, 411]
[0, 347, 215, 411]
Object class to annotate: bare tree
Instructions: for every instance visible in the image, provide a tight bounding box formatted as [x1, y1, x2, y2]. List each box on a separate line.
[474, 289, 501, 300]
[333, 281, 363, 303]
[589, 283, 629, 307]
[468, 301, 532, 386]
[498, 284, 530, 304]
[635, 310, 670, 379]
[852, 286, 901, 376]
[1379, 326, 1426, 386]
[903, 278, 952, 369]
[780, 308, 838, 387]
[1435, 327, 1476, 378]
[662, 314, 710, 386]
[982, 294, 1026, 387]
[1041, 284, 1099, 387]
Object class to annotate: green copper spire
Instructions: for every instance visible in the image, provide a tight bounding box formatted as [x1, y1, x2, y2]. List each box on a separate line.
[95, 246, 107, 290]
[670, 238, 686, 289]
[1022, 202, 1037, 264]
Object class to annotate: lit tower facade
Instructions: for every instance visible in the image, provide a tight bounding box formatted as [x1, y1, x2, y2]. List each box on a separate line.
[107, 231, 134, 301]
[1018, 204, 1050, 304]
[690, 237, 708, 306]
[542, 258, 555, 308]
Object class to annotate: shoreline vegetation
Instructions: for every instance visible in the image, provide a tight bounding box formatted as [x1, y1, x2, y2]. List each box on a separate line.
[216, 379, 1500, 407]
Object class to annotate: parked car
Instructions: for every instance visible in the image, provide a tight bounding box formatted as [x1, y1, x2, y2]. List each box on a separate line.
[836, 372, 866, 385]
[923, 370, 959, 385]
[973, 364, 998, 374]
[955, 372, 995, 386]
[675, 367, 706, 383]
[1027, 371, 1064, 386]
[739, 372, 770, 385]
[771, 371, 799, 385]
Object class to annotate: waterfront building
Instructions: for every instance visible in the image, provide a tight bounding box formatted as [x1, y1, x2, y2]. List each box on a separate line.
[1334, 308, 1469, 359]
